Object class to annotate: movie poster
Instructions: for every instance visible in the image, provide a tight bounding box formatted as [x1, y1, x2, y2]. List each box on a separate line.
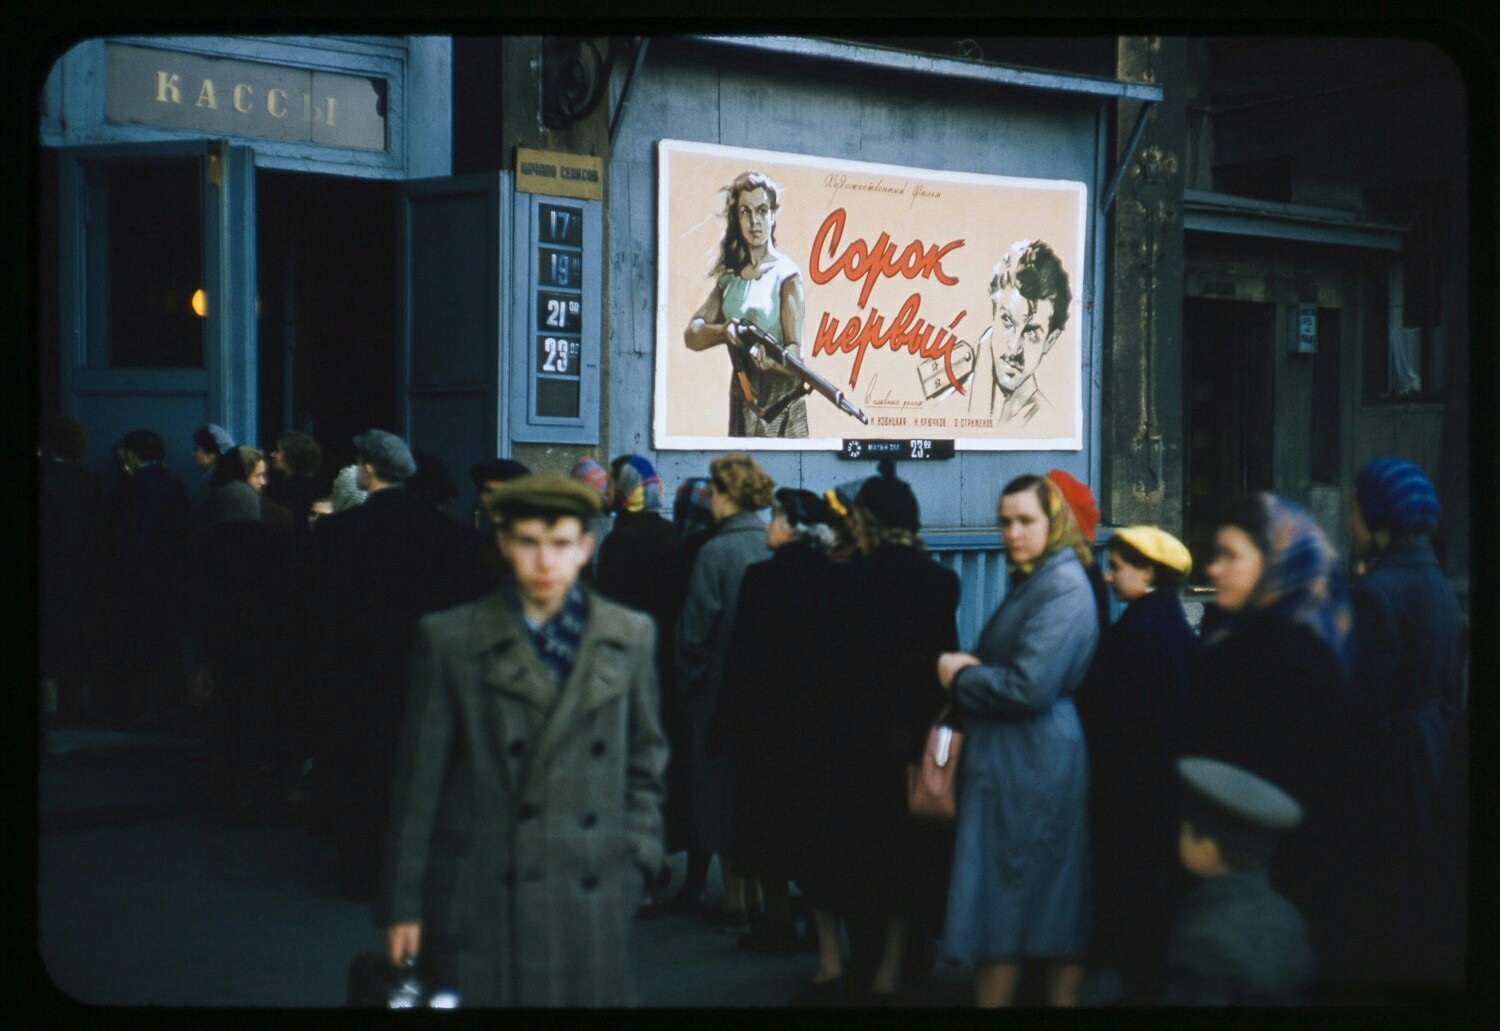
[654, 139, 1088, 451]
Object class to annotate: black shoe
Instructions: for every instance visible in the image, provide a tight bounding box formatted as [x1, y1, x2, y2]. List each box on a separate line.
[738, 919, 802, 955]
[792, 976, 845, 1006]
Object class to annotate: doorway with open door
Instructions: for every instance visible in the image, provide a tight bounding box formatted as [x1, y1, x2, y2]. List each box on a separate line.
[255, 169, 398, 500]
[1182, 297, 1276, 583]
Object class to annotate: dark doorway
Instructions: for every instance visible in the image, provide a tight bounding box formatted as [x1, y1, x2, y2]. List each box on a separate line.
[257, 170, 397, 493]
[1183, 298, 1276, 584]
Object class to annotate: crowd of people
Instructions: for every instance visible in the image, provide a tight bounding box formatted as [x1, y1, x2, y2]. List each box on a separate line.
[37, 414, 1468, 1008]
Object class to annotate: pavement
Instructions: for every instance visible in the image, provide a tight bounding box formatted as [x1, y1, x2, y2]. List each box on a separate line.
[35, 725, 976, 1010]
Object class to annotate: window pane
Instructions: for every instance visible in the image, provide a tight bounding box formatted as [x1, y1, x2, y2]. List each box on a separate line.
[88, 159, 204, 368]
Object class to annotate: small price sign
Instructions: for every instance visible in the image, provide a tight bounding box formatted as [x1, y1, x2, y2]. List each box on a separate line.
[537, 336, 582, 376]
[840, 439, 955, 460]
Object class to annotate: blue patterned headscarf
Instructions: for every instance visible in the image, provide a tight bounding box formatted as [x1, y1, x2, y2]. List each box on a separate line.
[1356, 458, 1440, 535]
[1221, 492, 1352, 670]
[613, 455, 665, 514]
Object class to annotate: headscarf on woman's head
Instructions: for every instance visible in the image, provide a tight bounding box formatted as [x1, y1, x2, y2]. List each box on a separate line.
[1046, 468, 1100, 542]
[569, 456, 610, 500]
[1217, 492, 1352, 668]
[1002, 473, 1092, 576]
[854, 458, 922, 550]
[1355, 458, 1440, 537]
[673, 477, 715, 539]
[330, 464, 368, 512]
[613, 455, 665, 514]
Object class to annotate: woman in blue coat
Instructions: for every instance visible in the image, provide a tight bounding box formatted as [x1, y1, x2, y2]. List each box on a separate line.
[937, 473, 1101, 1007]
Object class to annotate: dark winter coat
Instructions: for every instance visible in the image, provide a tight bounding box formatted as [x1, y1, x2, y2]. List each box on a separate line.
[39, 456, 107, 680]
[943, 547, 1099, 961]
[1348, 537, 1466, 985]
[1075, 587, 1200, 999]
[1181, 605, 1356, 981]
[809, 543, 960, 927]
[716, 540, 851, 884]
[376, 589, 667, 1007]
[675, 510, 769, 854]
[308, 486, 493, 882]
[596, 510, 690, 851]
[1163, 868, 1315, 1006]
[107, 461, 190, 665]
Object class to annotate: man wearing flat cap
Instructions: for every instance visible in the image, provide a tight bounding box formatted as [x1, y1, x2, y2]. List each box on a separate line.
[1165, 757, 1314, 1006]
[308, 429, 491, 898]
[377, 472, 668, 1006]
[1346, 458, 1466, 988]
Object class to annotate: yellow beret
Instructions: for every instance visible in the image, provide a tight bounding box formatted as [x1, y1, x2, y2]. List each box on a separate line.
[488, 471, 603, 519]
[1112, 525, 1193, 575]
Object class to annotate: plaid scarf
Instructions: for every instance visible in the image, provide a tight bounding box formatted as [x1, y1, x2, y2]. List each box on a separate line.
[513, 583, 590, 686]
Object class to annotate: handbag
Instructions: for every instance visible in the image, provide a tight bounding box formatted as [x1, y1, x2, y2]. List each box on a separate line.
[906, 706, 963, 821]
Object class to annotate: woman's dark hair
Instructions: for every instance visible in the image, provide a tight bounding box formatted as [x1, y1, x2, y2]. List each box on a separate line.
[210, 446, 251, 488]
[715, 170, 782, 276]
[276, 431, 322, 479]
[1216, 493, 1272, 559]
[1107, 535, 1185, 592]
[192, 426, 223, 456]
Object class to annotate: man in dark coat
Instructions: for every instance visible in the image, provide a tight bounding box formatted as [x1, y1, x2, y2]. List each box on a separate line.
[309, 429, 491, 898]
[106, 429, 190, 727]
[1348, 459, 1466, 990]
[39, 415, 107, 725]
[1165, 757, 1315, 1006]
[378, 472, 667, 1006]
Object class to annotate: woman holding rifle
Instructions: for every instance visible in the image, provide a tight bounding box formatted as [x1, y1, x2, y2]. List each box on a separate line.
[684, 170, 810, 438]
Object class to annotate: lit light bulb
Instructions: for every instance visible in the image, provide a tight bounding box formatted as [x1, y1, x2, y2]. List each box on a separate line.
[191, 289, 208, 317]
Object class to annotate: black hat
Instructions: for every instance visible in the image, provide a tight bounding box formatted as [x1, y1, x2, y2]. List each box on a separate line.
[1178, 757, 1303, 864]
[774, 487, 834, 531]
[854, 457, 919, 533]
[352, 428, 417, 483]
[470, 457, 531, 488]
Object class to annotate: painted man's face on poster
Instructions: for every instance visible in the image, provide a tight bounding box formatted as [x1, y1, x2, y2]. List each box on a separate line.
[991, 287, 1058, 398]
[655, 139, 1087, 451]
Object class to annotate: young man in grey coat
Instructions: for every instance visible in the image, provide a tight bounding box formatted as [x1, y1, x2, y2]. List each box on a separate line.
[377, 472, 668, 1006]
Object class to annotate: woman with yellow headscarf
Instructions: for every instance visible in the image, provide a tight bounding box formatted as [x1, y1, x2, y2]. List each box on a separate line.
[936, 473, 1101, 1007]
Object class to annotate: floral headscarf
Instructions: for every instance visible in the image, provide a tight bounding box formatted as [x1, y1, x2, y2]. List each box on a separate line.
[613, 455, 664, 514]
[1211, 492, 1352, 668]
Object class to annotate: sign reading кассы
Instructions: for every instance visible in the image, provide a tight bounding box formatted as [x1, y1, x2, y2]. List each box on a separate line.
[105, 43, 386, 152]
[655, 139, 1087, 451]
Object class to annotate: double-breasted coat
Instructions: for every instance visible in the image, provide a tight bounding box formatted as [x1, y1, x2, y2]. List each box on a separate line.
[376, 588, 668, 1007]
[675, 509, 770, 855]
[942, 546, 1099, 961]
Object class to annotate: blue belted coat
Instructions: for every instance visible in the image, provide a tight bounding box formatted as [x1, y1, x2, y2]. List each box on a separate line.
[942, 546, 1099, 961]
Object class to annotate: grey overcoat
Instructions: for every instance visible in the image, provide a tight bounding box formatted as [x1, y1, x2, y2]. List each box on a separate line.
[376, 588, 668, 1007]
[675, 509, 770, 854]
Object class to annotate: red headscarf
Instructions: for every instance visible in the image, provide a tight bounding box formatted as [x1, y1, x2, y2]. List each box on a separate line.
[1046, 468, 1100, 542]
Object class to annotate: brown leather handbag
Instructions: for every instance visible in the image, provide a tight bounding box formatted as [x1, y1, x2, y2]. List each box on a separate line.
[906, 707, 963, 820]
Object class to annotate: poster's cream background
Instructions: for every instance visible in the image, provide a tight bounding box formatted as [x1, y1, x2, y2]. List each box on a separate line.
[655, 139, 1087, 451]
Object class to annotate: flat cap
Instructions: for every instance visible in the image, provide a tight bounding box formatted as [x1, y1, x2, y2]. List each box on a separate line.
[1113, 525, 1193, 575]
[1178, 757, 1302, 862]
[488, 471, 604, 520]
[352, 428, 417, 483]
